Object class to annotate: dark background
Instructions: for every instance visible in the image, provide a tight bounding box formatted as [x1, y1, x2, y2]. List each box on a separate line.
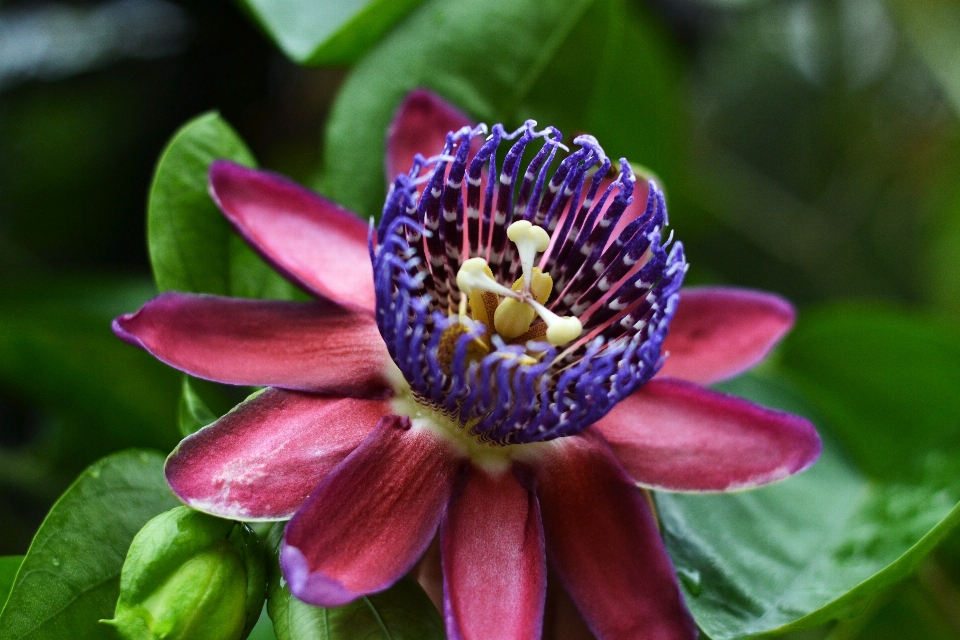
[1, 3, 958, 637]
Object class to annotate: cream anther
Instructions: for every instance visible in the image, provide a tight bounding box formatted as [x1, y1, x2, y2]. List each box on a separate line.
[527, 298, 583, 346]
[507, 221, 550, 294]
[456, 258, 518, 299]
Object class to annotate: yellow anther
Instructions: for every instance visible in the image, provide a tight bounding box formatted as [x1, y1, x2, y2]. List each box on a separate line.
[523, 268, 553, 304]
[494, 298, 535, 339]
[507, 221, 551, 294]
[436, 322, 490, 372]
[493, 269, 553, 340]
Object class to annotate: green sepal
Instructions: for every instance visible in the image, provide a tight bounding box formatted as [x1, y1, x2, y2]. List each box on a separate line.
[104, 506, 267, 640]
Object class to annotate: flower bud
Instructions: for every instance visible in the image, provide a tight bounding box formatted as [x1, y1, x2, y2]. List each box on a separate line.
[102, 506, 266, 640]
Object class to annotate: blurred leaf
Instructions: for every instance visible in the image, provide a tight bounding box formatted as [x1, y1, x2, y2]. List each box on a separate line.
[848, 565, 960, 640]
[658, 305, 960, 638]
[0, 556, 23, 610]
[148, 112, 297, 300]
[0, 451, 180, 639]
[679, 0, 958, 306]
[925, 165, 960, 318]
[238, 0, 426, 65]
[267, 573, 444, 640]
[178, 376, 217, 437]
[780, 304, 960, 481]
[890, 0, 960, 116]
[0, 277, 182, 469]
[323, 0, 684, 220]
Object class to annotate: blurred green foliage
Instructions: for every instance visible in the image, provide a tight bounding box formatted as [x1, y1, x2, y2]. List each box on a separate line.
[1, 0, 959, 638]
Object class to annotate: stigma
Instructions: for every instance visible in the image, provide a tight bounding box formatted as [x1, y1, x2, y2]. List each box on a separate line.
[456, 221, 582, 348]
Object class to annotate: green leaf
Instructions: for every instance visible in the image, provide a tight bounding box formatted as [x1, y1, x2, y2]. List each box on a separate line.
[657, 305, 960, 639]
[322, 0, 685, 221]
[0, 557, 24, 611]
[924, 167, 960, 319]
[147, 111, 297, 300]
[267, 573, 444, 640]
[239, 0, 426, 65]
[888, 0, 960, 117]
[247, 605, 279, 640]
[781, 304, 960, 482]
[0, 277, 183, 470]
[0, 451, 181, 639]
[843, 566, 960, 640]
[178, 376, 218, 437]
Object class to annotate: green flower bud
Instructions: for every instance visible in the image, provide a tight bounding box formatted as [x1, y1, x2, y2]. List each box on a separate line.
[102, 506, 267, 640]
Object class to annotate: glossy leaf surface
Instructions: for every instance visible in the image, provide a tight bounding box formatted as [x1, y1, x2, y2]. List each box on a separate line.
[658, 305, 960, 638]
[0, 556, 23, 611]
[239, 0, 425, 65]
[0, 451, 180, 639]
[178, 376, 218, 437]
[323, 0, 684, 220]
[147, 111, 297, 300]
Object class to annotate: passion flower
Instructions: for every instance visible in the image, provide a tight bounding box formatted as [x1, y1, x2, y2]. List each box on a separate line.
[114, 90, 821, 640]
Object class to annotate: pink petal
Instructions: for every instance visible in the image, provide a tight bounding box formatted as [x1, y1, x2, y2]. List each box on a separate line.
[165, 387, 390, 520]
[113, 292, 394, 398]
[442, 466, 545, 640]
[386, 89, 475, 180]
[281, 416, 465, 606]
[659, 287, 795, 384]
[209, 161, 376, 310]
[593, 377, 822, 492]
[530, 432, 697, 640]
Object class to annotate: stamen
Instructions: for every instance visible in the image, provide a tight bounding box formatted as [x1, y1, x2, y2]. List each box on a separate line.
[492, 268, 552, 339]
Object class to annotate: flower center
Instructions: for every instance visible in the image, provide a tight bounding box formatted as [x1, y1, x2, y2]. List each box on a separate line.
[450, 221, 583, 368]
[372, 121, 687, 446]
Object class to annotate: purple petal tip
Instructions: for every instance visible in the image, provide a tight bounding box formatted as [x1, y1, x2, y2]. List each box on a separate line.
[280, 543, 362, 607]
[111, 314, 144, 348]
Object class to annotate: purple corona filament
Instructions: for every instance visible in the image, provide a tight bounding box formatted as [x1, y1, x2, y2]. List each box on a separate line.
[371, 124, 687, 445]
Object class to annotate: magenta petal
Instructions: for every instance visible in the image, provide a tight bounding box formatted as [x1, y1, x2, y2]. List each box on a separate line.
[166, 388, 390, 520]
[112, 292, 394, 398]
[593, 377, 822, 492]
[386, 89, 475, 180]
[209, 161, 376, 310]
[441, 466, 545, 640]
[659, 286, 796, 384]
[281, 416, 465, 606]
[532, 432, 697, 640]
